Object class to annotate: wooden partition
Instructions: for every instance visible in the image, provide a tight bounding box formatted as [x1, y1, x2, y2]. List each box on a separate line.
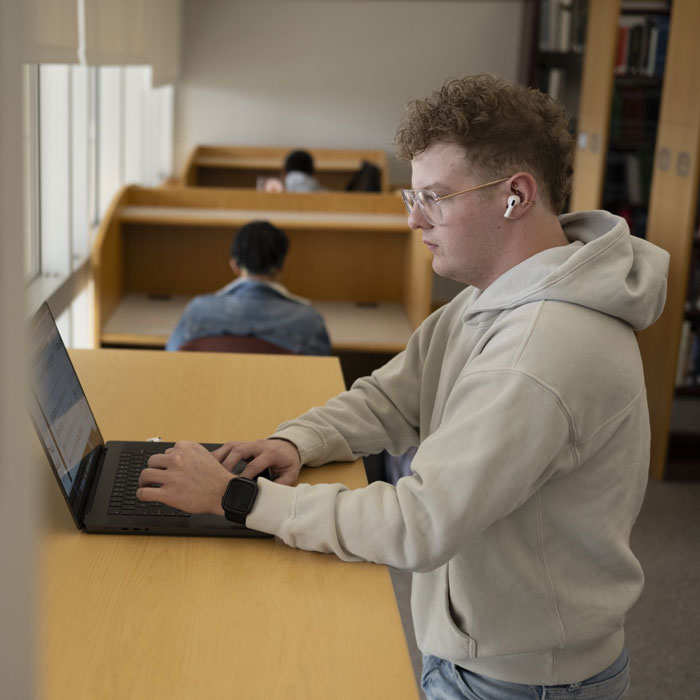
[636, 0, 700, 479]
[92, 185, 433, 353]
[181, 145, 390, 192]
[569, 0, 621, 212]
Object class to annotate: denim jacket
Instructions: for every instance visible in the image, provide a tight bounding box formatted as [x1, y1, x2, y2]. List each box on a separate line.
[166, 278, 332, 356]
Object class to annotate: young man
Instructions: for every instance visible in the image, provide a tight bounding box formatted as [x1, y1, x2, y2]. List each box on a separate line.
[140, 75, 669, 699]
[166, 219, 331, 356]
[282, 149, 325, 192]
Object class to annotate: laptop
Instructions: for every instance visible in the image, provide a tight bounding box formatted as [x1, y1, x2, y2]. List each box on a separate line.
[28, 302, 272, 537]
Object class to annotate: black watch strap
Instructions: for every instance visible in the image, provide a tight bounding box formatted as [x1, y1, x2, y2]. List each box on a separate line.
[221, 477, 258, 524]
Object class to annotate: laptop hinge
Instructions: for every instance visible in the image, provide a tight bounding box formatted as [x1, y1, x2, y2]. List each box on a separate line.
[72, 446, 106, 527]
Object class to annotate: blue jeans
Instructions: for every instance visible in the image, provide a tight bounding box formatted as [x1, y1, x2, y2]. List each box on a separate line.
[421, 647, 629, 700]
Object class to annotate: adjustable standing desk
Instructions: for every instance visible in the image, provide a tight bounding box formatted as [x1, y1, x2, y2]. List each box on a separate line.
[39, 348, 420, 699]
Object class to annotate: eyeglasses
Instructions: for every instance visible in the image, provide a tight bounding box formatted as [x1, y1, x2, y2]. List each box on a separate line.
[401, 176, 510, 226]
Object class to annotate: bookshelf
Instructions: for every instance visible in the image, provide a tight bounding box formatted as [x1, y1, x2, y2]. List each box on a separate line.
[626, 0, 700, 480]
[602, 5, 670, 237]
[539, 0, 699, 479]
[569, 0, 671, 226]
[530, 0, 588, 145]
[676, 230, 700, 393]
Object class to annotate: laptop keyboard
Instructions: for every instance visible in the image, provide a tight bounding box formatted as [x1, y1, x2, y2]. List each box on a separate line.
[107, 446, 190, 518]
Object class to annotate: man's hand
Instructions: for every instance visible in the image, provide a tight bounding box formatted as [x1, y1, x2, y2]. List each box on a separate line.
[212, 439, 302, 486]
[137, 441, 233, 516]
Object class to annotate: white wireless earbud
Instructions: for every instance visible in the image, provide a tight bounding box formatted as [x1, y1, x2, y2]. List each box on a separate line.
[504, 194, 521, 219]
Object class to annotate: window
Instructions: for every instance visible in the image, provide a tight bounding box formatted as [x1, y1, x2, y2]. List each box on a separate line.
[150, 82, 175, 184]
[97, 66, 123, 220]
[24, 63, 174, 348]
[39, 64, 72, 279]
[71, 65, 90, 265]
[124, 66, 148, 184]
[22, 65, 40, 283]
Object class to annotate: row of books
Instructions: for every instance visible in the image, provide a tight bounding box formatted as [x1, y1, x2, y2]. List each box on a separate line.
[603, 148, 654, 208]
[677, 238, 700, 387]
[607, 203, 648, 240]
[676, 321, 700, 388]
[614, 13, 669, 78]
[538, 0, 587, 53]
[685, 241, 700, 315]
[540, 66, 568, 102]
[609, 83, 662, 147]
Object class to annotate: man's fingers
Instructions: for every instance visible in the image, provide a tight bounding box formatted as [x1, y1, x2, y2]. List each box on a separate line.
[147, 453, 172, 469]
[211, 443, 231, 458]
[239, 452, 276, 479]
[267, 471, 297, 486]
[211, 441, 241, 459]
[136, 485, 163, 503]
[138, 467, 167, 487]
[213, 445, 248, 470]
[221, 446, 257, 472]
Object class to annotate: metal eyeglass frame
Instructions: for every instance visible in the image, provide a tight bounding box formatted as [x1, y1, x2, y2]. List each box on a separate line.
[401, 176, 511, 226]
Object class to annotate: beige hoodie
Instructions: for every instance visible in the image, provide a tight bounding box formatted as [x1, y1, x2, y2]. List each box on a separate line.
[247, 211, 670, 685]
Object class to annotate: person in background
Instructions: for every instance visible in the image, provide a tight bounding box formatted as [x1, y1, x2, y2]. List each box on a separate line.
[282, 149, 325, 192]
[142, 74, 669, 700]
[166, 220, 331, 356]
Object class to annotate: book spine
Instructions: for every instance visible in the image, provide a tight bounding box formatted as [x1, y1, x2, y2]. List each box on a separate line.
[615, 26, 630, 75]
[558, 0, 573, 51]
[645, 24, 659, 76]
[539, 0, 551, 51]
[676, 320, 692, 387]
[653, 15, 669, 77]
[547, 67, 564, 100]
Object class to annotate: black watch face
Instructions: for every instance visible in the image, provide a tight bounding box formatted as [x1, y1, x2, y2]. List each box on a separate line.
[228, 479, 256, 511]
[223, 478, 257, 523]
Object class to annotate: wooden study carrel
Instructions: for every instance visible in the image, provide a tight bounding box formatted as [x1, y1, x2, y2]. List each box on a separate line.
[181, 145, 390, 192]
[92, 185, 433, 353]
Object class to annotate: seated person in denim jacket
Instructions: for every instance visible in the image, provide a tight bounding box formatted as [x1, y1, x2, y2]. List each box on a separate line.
[282, 149, 325, 192]
[166, 220, 331, 355]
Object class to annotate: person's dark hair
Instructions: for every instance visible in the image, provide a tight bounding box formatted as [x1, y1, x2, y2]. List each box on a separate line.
[231, 220, 289, 274]
[284, 149, 315, 175]
[394, 73, 574, 213]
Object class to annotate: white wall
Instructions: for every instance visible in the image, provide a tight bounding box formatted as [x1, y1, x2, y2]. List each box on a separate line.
[176, 0, 526, 185]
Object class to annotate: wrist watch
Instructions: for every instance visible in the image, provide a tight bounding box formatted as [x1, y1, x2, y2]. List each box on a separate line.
[221, 477, 258, 524]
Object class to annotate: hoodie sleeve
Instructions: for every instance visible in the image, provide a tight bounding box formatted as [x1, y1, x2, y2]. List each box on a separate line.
[248, 367, 575, 570]
[271, 321, 429, 464]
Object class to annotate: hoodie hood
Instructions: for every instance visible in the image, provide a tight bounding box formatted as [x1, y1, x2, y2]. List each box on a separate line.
[464, 210, 670, 331]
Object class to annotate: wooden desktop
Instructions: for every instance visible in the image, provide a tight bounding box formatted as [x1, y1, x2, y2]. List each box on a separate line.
[92, 185, 433, 354]
[181, 144, 390, 192]
[39, 348, 420, 699]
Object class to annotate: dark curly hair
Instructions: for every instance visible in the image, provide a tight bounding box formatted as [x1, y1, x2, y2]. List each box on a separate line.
[394, 74, 574, 213]
[231, 220, 289, 274]
[284, 149, 315, 175]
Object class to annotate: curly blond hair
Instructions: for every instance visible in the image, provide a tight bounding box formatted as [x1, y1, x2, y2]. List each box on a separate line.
[394, 74, 574, 213]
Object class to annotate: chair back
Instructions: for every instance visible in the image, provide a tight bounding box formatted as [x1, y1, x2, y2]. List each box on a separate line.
[179, 335, 293, 355]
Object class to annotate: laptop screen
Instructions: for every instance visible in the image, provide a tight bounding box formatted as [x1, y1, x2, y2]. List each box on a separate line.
[29, 304, 104, 501]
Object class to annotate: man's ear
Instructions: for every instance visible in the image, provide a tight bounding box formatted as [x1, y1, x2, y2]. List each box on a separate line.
[504, 172, 537, 220]
[230, 259, 241, 276]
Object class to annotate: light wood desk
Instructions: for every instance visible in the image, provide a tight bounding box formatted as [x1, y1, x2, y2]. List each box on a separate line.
[40, 349, 419, 700]
[181, 145, 390, 192]
[93, 186, 433, 354]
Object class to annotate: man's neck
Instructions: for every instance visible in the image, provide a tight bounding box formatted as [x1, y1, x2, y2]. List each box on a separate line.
[480, 211, 569, 290]
[239, 272, 277, 283]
